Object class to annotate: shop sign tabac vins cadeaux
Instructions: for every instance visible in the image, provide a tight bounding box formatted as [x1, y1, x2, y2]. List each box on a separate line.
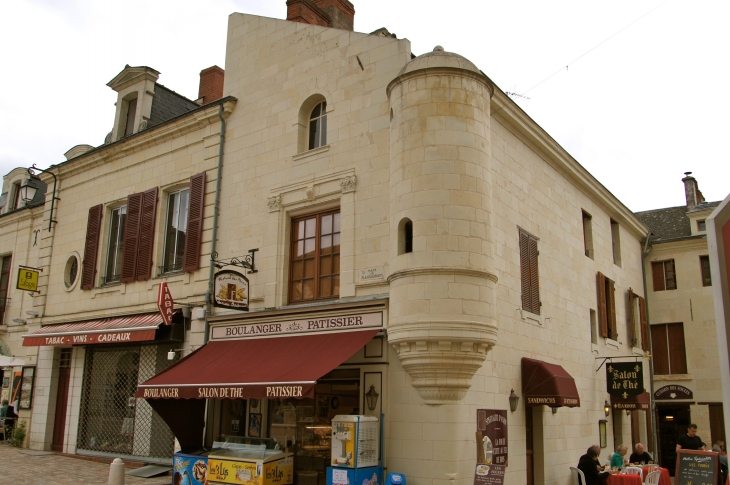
[474, 409, 508, 485]
[214, 270, 249, 311]
[606, 362, 644, 398]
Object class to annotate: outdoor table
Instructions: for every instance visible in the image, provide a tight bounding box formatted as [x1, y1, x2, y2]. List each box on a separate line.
[641, 467, 671, 485]
[607, 473, 643, 485]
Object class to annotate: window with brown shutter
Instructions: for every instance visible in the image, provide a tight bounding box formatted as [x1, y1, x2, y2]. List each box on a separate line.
[136, 187, 158, 281]
[650, 322, 688, 375]
[0, 255, 12, 325]
[651, 260, 677, 291]
[700, 256, 712, 286]
[289, 209, 340, 303]
[597, 272, 608, 337]
[81, 205, 104, 290]
[638, 296, 649, 351]
[628, 288, 637, 347]
[120, 193, 143, 283]
[608, 279, 617, 339]
[519, 229, 540, 315]
[183, 172, 206, 272]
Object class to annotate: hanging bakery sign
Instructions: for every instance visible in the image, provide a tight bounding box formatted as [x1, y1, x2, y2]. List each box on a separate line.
[606, 362, 644, 398]
[213, 270, 249, 311]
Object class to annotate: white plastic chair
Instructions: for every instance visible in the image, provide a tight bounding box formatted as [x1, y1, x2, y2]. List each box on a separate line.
[644, 465, 661, 474]
[645, 470, 662, 485]
[570, 467, 586, 485]
[624, 467, 643, 476]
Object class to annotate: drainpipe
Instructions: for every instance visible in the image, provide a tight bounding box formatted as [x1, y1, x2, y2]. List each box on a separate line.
[641, 232, 660, 461]
[204, 104, 226, 344]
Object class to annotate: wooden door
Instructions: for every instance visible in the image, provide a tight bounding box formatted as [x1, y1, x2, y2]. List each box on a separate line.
[525, 408, 534, 485]
[630, 410, 641, 449]
[709, 404, 726, 446]
[51, 349, 72, 452]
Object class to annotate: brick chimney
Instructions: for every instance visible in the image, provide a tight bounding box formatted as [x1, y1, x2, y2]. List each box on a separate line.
[286, 0, 355, 30]
[198, 66, 225, 104]
[682, 172, 706, 209]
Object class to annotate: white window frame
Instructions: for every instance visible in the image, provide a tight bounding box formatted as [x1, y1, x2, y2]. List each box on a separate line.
[161, 188, 190, 274]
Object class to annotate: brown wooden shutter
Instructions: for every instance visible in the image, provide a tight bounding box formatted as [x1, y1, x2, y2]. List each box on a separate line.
[651, 262, 665, 291]
[667, 323, 688, 374]
[638, 296, 649, 351]
[528, 236, 540, 315]
[650, 324, 669, 375]
[81, 204, 103, 290]
[183, 172, 206, 272]
[519, 231, 531, 311]
[135, 187, 158, 281]
[597, 272, 608, 337]
[608, 279, 618, 339]
[120, 193, 143, 283]
[628, 288, 637, 347]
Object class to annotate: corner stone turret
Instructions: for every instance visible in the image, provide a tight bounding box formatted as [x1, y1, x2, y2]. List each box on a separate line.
[387, 47, 498, 404]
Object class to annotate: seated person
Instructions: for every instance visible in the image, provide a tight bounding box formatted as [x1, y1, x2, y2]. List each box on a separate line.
[610, 444, 629, 469]
[713, 445, 728, 485]
[578, 445, 611, 485]
[0, 399, 16, 440]
[629, 443, 653, 464]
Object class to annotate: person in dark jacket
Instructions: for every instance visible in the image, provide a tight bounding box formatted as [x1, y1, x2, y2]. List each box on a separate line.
[713, 445, 728, 485]
[578, 445, 611, 485]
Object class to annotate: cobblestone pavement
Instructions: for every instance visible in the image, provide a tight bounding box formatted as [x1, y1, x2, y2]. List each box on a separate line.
[0, 443, 172, 485]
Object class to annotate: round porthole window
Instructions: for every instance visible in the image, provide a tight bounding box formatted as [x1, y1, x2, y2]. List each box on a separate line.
[64, 254, 79, 289]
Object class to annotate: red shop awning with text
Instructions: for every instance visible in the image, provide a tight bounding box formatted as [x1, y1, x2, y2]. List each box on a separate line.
[136, 329, 380, 400]
[521, 357, 581, 407]
[22, 313, 163, 347]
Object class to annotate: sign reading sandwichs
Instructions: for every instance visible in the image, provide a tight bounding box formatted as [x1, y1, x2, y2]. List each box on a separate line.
[211, 312, 383, 340]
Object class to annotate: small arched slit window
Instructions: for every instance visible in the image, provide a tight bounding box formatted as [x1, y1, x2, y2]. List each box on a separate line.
[398, 218, 413, 255]
[308, 101, 327, 150]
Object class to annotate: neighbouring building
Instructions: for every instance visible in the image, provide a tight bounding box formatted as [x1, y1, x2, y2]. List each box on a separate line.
[635, 174, 725, 470]
[14, 2, 660, 485]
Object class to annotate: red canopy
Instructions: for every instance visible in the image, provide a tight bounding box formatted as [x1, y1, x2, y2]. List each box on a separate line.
[611, 391, 650, 410]
[521, 357, 581, 407]
[23, 313, 163, 346]
[136, 329, 379, 399]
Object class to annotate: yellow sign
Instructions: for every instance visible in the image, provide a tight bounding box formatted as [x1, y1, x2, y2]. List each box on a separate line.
[208, 456, 293, 485]
[16, 268, 39, 292]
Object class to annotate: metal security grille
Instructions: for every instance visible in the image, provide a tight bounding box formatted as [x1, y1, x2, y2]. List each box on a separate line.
[78, 345, 178, 459]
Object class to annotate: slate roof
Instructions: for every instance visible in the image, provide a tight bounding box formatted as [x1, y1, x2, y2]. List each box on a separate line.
[148, 83, 199, 128]
[635, 201, 720, 243]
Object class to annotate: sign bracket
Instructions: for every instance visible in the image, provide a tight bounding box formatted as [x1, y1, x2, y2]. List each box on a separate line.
[211, 249, 258, 274]
[595, 355, 640, 372]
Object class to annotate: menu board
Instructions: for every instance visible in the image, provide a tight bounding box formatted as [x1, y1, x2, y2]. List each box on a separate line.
[675, 450, 720, 485]
[474, 409, 507, 485]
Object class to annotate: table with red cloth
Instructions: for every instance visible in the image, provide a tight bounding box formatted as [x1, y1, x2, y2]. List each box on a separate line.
[607, 474, 643, 485]
[641, 467, 671, 485]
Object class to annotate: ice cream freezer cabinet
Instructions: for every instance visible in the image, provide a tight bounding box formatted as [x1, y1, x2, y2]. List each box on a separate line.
[207, 450, 294, 485]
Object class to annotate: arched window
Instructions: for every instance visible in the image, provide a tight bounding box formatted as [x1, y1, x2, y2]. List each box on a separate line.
[398, 218, 413, 255]
[308, 101, 327, 150]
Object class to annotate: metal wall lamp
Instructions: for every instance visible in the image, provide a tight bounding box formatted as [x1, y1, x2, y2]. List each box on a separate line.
[509, 389, 520, 412]
[22, 164, 60, 232]
[365, 385, 380, 411]
[604, 400, 611, 417]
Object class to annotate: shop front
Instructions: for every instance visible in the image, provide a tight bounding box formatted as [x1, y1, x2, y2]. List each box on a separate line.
[137, 301, 387, 485]
[22, 312, 184, 460]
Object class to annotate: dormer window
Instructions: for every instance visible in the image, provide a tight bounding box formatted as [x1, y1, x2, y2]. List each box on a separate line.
[10, 181, 21, 210]
[697, 220, 706, 232]
[124, 97, 138, 137]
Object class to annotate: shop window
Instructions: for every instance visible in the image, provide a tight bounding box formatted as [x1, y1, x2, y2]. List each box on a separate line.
[289, 210, 340, 303]
[308, 101, 327, 150]
[104, 206, 126, 284]
[700, 256, 712, 286]
[650, 323, 688, 375]
[611, 219, 621, 267]
[519, 229, 540, 315]
[0, 255, 11, 326]
[651, 260, 677, 291]
[582, 211, 594, 259]
[596, 272, 617, 340]
[398, 218, 413, 255]
[697, 220, 706, 232]
[162, 189, 190, 274]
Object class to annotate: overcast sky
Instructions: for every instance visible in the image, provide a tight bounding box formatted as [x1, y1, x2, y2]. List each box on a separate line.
[1, 0, 727, 212]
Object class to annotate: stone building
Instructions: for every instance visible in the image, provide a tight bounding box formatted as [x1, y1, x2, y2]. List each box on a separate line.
[635, 174, 725, 469]
[14, 2, 657, 485]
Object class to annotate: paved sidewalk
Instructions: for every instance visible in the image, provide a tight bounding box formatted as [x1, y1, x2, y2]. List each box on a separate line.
[0, 443, 172, 485]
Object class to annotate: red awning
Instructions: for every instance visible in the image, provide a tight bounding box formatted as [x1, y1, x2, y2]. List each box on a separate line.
[22, 313, 163, 347]
[611, 391, 650, 411]
[521, 357, 581, 407]
[136, 329, 380, 400]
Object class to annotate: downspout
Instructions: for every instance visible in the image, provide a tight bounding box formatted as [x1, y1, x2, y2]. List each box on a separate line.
[204, 104, 226, 344]
[641, 232, 660, 461]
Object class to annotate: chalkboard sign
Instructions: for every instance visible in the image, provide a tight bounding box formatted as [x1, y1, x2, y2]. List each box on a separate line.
[674, 449, 720, 485]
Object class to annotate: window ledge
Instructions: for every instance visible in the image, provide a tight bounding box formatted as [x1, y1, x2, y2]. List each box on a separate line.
[293, 145, 330, 161]
[520, 309, 543, 326]
[604, 338, 620, 349]
[654, 374, 693, 381]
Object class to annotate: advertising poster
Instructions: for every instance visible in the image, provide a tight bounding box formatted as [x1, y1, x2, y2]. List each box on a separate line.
[474, 409, 507, 485]
[172, 453, 209, 485]
[606, 362, 644, 398]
